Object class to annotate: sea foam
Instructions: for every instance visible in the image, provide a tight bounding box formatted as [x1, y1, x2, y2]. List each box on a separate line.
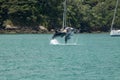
[50, 39, 59, 45]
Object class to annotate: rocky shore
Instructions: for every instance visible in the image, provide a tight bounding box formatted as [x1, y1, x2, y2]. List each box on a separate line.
[0, 25, 52, 34]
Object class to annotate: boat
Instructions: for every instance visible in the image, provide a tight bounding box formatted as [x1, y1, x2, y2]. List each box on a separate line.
[110, 0, 120, 36]
[52, 0, 74, 43]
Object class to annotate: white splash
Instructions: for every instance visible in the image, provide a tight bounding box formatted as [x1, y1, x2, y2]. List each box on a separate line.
[50, 39, 59, 45]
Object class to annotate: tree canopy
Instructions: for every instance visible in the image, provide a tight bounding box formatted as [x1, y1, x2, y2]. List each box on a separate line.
[0, 0, 120, 32]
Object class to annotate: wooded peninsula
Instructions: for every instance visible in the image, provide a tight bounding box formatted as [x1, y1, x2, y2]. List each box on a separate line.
[0, 0, 120, 33]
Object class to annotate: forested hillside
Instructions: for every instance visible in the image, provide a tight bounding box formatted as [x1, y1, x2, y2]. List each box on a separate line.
[0, 0, 120, 33]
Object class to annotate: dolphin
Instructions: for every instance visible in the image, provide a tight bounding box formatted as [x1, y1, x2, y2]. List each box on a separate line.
[52, 27, 74, 43]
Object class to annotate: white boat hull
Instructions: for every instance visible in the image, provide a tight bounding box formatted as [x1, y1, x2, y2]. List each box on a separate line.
[110, 30, 120, 36]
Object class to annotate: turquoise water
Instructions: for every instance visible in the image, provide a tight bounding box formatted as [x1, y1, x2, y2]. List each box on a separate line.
[0, 33, 120, 80]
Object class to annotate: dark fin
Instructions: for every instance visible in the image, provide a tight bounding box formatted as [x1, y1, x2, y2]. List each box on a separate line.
[65, 36, 67, 44]
[65, 33, 71, 43]
[52, 35, 55, 39]
[52, 31, 66, 39]
[52, 30, 59, 39]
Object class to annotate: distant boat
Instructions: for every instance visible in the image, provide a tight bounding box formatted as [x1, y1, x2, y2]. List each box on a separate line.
[52, 0, 74, 43]
[110, 0, 120, 36]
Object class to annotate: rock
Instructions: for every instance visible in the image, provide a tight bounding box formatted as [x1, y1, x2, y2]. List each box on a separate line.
[5, 25, 18, 30]
[39, 26, 48, 32]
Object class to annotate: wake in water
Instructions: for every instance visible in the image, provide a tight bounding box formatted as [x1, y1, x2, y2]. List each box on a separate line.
[50, 39, 79, 45]
[58, 43, 78, 46]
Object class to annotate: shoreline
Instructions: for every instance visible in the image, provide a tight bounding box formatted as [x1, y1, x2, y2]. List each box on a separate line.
[0, 29, 109, 34]
[0, 29, 52, 34]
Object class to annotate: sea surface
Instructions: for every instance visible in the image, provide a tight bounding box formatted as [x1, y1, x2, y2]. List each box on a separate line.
[0, 33, 120, 80]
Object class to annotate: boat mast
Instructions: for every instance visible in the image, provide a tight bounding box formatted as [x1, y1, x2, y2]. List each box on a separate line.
[63, 0, 67, 29]
[111, 0, 119, 31]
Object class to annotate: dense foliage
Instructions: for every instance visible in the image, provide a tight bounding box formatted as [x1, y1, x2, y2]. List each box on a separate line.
[0, 0, 120, 32]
